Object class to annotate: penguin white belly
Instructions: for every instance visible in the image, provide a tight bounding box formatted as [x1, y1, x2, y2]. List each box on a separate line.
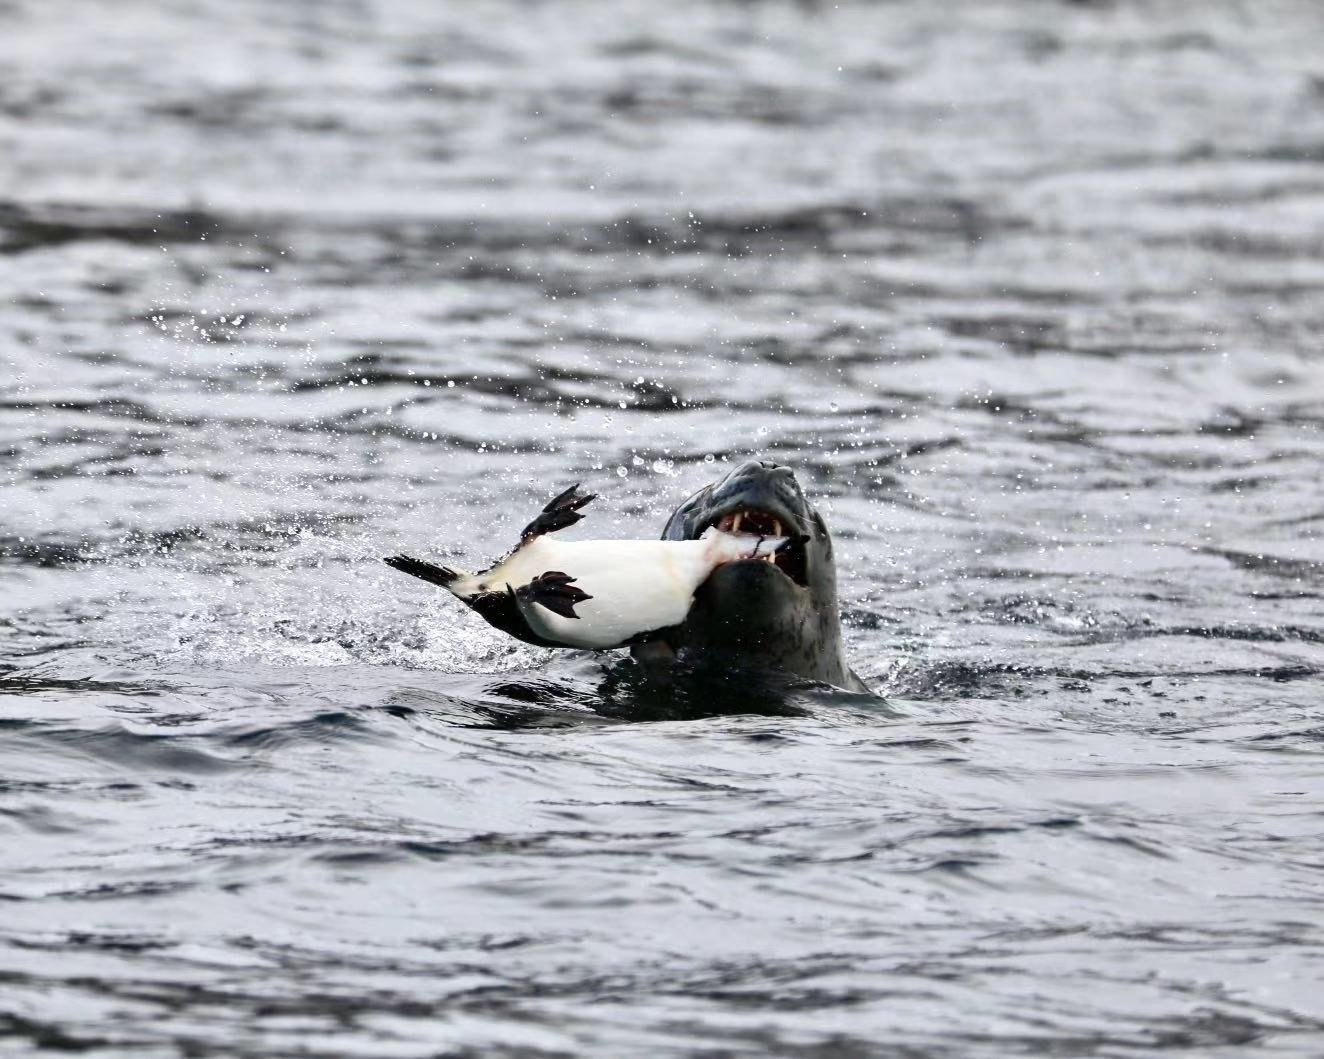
[495, 538, 710, 649]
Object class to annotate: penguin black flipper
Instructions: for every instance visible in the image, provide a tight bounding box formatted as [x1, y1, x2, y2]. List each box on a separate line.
[519, 484, 597, 545]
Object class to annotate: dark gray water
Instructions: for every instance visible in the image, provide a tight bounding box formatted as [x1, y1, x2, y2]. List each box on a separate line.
[3, 1, 1324, 1055]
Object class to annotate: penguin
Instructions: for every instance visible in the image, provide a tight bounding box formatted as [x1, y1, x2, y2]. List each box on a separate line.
[383, 484, 793, 650]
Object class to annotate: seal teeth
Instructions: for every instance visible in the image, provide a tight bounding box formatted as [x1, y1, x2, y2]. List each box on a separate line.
[712, 508, 790, 543]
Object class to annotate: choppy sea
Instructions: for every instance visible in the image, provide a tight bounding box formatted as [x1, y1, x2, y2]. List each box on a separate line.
[3, 1, 1323, 1054]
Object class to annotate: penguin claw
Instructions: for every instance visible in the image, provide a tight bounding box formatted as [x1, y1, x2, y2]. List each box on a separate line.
[519, 484, 598, 543]
[516, 570, 593, 619]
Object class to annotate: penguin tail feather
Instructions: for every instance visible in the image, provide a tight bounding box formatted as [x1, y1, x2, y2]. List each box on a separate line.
[383, 555, 469, 592]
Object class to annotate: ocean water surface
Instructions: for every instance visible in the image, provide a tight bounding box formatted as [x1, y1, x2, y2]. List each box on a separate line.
[2, 0, 1324, 1055]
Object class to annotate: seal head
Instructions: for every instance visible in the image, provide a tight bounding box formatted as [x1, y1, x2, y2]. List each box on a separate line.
[646, 459, 867, 692]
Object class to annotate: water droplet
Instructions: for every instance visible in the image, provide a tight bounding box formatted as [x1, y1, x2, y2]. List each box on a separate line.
[616, 466, 628, 477]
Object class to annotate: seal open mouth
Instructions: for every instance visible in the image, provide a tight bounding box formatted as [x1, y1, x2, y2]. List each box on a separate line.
[710, 507, 809, 586]
[655, 458, 867, 692]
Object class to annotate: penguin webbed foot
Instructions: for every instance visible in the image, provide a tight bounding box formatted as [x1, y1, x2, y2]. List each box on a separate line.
[519, 483, 597, 543]
[515, 570, 593, 619]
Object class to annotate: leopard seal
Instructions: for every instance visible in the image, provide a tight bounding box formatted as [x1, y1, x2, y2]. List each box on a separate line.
[632, 459, 869, 693]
